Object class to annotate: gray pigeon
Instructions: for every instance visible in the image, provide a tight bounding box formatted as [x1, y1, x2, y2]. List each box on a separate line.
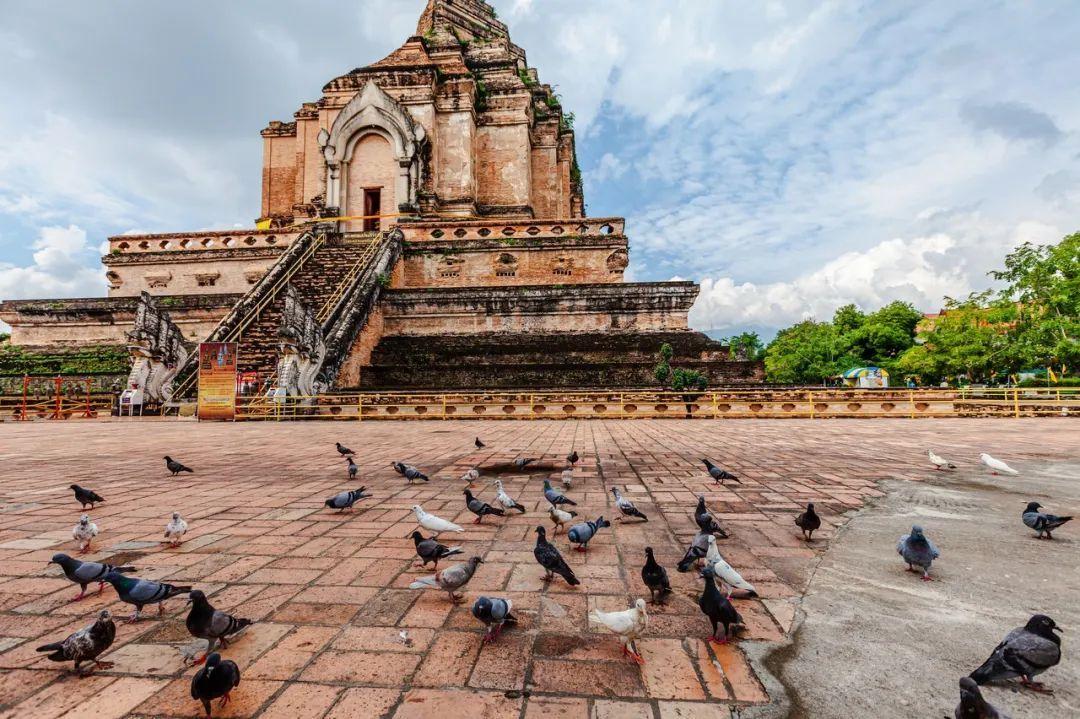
[543, 479, 576, 506]
[896, 525, 940, 581]
[1022, 502, 1072, 539]
[185, 590, 253, 664]
[955, 677, 1010, 718]
[472, 596, 517, 643]
[336, 442, 355, 456]
[346, 457, 358, 479]
[191, 652, 240, 717]
[694, 496, 729, 538]
[164, 455, 194, 475]
[970, 614, 1062, 693]
[409, 556, 483, 602]
[514, 457, 537, 470]
[102, 571, 191, 621]
[410, 531, 464, 569]
[702, 458, 740, 483]
[567, 516, 610, 551]
[324, 486, 370, 512]
[677, 531, 712, 572]
[70, 484, 104, 509]
[393, 462, 428, 482]
[611, 487, 648, 521]
[463, 489, 505, 524]
[36, 609, 116, 676]
[50, 553, 136, 601]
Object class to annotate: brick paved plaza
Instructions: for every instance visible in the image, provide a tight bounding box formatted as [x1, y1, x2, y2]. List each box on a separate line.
[0, 418, 1076, 718]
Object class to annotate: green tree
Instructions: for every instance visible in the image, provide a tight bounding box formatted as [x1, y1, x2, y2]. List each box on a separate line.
[764, 321, 853, 383]
[654, 343, 707, 391]
[897, 292, 1015, 383]
[725, 332, 765, 361]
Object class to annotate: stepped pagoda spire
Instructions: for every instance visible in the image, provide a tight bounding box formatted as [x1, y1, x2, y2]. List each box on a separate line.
[416, 0, 508, 41]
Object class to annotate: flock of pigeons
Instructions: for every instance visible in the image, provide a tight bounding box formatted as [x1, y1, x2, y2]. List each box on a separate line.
[921, 449, 1072, 718]
[29, 440, 1073, 717]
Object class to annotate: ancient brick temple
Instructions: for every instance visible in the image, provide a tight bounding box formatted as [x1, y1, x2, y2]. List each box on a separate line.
[0, 0, 761, 393]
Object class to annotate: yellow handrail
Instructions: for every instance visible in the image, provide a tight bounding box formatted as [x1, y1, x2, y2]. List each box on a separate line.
[316, 232, 387, 323]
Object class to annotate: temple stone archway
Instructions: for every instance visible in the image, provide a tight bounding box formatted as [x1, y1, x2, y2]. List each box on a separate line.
[320, 80, 425, 231]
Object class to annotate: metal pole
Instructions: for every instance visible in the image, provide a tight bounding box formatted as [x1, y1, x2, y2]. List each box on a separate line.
[808, 391, 814, 419]
[1014, 388, 1020, 418]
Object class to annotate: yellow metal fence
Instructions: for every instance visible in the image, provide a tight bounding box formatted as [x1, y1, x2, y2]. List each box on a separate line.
[230, 387, 1080, 421]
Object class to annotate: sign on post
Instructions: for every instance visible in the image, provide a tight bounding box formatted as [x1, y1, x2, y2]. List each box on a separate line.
[196, 342, 238, 420]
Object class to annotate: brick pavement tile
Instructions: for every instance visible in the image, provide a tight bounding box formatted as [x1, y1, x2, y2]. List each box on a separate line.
[657, 701, 732, 719]
[531, 658, 646, 697]
[412, 630, 482, 686]
[522, 696, 590, 718]
[638, 638, 707, 700]
[299, 649, 422, 685]
[245, 625, 338, 680]
[391, 688, 522, 719]
[593, 700, 656, 719]
[258, 682, 342, 719]
[63, 677, 169, 719]
[712, 643, 768, 703]
[467, 630, 531, 689]
[324, 687, 401, 719]
[0, 673, 114, 719]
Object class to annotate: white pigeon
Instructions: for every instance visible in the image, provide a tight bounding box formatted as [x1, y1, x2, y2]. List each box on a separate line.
[462, 468, 480, 487]
[705, 535, 756, 597]
[412, 505, 464, 536]
[492, 480, 525, 512]
[164, 512, 188, 547]
[589, 598, 649, 664]
[561, 468, 573, 489]
[927, 450, 956, 470]
[980, 453, 1018, 475]
[548, 503, 576, 534]
[72, 514, 98, 553]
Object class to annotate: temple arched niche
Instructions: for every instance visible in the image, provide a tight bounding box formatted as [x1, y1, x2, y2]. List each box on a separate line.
[320, 80, 426, 233]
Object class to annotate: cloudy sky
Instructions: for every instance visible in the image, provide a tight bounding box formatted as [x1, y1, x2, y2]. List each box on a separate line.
[1, 0, 1077, 338]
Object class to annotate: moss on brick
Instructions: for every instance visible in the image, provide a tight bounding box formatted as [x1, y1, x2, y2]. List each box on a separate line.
[0, 343, 130, 375]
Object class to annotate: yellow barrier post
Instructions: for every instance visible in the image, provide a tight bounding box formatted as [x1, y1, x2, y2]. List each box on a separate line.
[358, 394, 363, 422]
[1014, 388, 1020, 418]
[909, 390, 916, 419]
[442, 394, 447, 420]
[712, 392, 718, 419]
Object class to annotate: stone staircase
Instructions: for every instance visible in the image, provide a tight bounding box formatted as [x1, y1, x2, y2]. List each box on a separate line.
[169, 229, 398, 400]
[236, 238, 379, 376]
[356, 330, 763, 390]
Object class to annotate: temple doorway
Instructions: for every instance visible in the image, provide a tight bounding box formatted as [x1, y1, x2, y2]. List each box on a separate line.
[345, 133, 396, 232]
[363, 189, 381, 232]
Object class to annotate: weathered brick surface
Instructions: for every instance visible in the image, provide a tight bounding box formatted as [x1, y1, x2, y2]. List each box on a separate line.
[0, 418, 1075, 717]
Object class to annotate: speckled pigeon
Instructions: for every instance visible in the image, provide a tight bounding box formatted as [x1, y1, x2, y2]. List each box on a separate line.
[611, 487, 648, 521]
[36, 609, 115, 676]
[51, 553, 136, 601]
